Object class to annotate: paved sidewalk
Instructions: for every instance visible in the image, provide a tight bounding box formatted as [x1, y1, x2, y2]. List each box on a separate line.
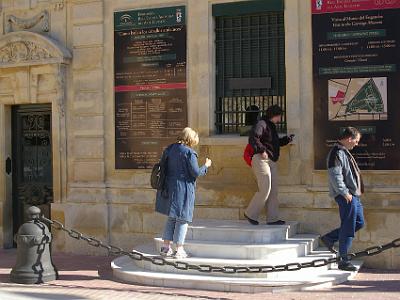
[1, 249, 399, 300]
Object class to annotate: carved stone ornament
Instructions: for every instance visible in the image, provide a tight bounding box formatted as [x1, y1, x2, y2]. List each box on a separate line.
[0, 41, 52, 63]
[53, 1, 65, 11]
[6, 10, 49, 33]
[0, 32, 72, 67]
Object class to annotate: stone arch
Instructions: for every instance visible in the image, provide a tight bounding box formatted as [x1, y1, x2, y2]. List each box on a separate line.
[0, 31, 71, 67]
[0, 31, 71, 247]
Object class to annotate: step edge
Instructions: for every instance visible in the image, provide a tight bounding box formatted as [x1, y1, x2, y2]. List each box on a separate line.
[154, 237, 315, 248]
[112, 259, 362, 287]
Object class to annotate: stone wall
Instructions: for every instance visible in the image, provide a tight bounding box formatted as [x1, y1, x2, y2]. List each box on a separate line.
[0, 0, 398, 269]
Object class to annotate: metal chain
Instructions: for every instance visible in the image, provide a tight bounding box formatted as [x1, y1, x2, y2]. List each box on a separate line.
[40, 216, 400, 274]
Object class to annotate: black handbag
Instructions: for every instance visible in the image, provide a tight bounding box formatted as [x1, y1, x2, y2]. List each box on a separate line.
[150, 146, 170, 190]
[150, 162, 163, 189]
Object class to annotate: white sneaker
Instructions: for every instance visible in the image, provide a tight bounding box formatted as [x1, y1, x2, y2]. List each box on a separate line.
[174, 248, 189, 259]
[160, 246, 174, 257]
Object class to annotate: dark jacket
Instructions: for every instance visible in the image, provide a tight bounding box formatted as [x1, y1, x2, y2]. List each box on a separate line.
[155, 143, 208, 222]
[249, 119, 290, 162]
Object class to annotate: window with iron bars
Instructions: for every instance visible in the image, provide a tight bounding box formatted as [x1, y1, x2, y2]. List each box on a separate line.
[215, 12, 286, 134]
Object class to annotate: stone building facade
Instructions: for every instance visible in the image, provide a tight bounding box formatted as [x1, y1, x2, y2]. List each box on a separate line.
[0, 0, 399, 269]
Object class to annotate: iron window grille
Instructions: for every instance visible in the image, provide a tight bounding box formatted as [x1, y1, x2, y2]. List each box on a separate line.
[215, 12, 286, 134]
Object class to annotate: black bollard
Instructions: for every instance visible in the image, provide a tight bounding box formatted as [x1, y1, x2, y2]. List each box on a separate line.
[10, 206, 58, 284]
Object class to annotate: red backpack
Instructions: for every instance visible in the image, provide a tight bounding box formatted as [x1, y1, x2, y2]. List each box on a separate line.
[243, 144, 254, 167]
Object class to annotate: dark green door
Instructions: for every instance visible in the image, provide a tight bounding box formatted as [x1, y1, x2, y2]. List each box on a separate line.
[12, 104, 53, 238]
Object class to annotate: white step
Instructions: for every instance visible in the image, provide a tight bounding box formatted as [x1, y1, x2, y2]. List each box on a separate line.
[186, 220, 298, 243]
[132, 245, 337, 278]
[154, 234, 319, 260]
[112, 256, 363, 293]
[287, 234, 320, 254]
[111, 219, 363, 293]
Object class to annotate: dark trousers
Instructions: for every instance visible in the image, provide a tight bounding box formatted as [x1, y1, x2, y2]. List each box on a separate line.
[324, 195, 365, 263]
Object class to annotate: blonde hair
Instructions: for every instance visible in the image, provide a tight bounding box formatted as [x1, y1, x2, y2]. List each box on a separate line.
[177, 127, 199, 148]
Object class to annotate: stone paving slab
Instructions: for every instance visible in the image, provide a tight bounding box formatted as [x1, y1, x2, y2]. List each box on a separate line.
[1, 249, 400, 300]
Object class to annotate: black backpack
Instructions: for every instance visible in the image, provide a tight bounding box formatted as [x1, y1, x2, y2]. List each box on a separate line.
[150, 146, 169, 190]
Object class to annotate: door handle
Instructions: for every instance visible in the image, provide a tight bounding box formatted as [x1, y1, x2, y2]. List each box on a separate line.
[6, 157, 11, 175]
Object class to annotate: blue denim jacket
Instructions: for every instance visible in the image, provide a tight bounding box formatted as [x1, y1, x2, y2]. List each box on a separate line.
[327, 143, 361, 198]
[155, 143, 208, 222]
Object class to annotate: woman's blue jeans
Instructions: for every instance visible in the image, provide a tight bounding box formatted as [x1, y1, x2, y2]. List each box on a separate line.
[325, 195, 365, 263]
[162, 217, 189, 245]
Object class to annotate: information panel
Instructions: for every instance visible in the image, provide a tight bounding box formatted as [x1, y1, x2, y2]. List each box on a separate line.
[312, 0, 400, 170]
[114, 6, 187, 169]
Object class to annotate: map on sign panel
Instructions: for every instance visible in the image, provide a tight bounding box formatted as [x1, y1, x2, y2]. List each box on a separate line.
[328, 77, 388, 121]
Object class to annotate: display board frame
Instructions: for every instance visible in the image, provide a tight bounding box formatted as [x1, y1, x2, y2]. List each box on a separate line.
[312, 0, 400, 170]
[114, 6, 187, 169]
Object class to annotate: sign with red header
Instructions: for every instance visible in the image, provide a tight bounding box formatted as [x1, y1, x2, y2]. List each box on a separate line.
[312, 0, 400, 14]
[312, 0, 400, 170]
[114, 6, 187, 169]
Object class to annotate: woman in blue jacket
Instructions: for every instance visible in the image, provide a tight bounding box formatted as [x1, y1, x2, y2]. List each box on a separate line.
[155, 127, 212, 259]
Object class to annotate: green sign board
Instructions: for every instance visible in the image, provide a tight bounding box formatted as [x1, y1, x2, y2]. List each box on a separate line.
[114, 6, 185, 31]
[114, 6, 187, 169]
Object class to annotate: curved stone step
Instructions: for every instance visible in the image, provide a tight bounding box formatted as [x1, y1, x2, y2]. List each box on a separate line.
[130, 245, 337, 278]
[155, 238, 303, 259]
[154, 234, 319, 260]
[112, 219, 362, 293]
[186, 220, 298, 243]
[111, 256, 363, 293]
